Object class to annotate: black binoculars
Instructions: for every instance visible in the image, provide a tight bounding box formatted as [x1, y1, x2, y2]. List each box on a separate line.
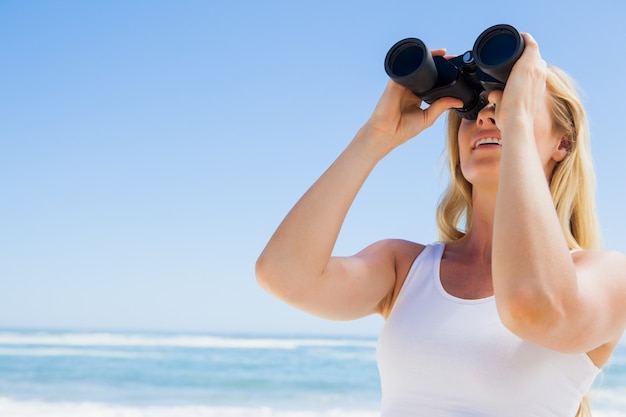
[384, 24, 524, 119]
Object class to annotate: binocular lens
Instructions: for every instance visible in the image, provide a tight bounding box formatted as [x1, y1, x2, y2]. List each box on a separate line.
[384, 38, 438, 94]
[477, 32, 518, 66]
[473, 24, 524, 82]
[388, 44, 425, 77]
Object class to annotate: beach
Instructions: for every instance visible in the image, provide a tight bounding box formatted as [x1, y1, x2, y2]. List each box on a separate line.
[0, 330, 623, 416]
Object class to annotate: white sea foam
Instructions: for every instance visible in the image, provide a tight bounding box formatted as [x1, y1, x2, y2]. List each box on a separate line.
[0, 347, 163, 359]
[0, 398, 380, 417]
[0, 332, 376, 350]
[0, 331, 377, 350]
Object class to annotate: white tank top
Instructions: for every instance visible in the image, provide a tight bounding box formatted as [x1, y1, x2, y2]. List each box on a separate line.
[377, 242, 600, 417]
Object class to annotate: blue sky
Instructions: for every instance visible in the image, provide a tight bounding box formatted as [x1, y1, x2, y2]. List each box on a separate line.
[1, 1, 625, 337]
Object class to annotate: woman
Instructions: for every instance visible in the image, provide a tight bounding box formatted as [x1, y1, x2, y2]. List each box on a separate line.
[255, 32, 626, 416]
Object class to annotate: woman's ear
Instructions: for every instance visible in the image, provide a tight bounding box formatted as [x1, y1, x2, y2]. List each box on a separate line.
[553, 135, 571, 163]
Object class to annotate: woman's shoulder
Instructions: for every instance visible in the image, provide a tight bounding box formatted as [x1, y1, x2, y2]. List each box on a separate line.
[570, 249, 626, 365]
[365, 238, 428, 260]
[371, 239, 432, 319]
[572, 248, 626, 268]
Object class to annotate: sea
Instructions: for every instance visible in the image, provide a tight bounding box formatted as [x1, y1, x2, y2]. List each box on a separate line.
[0, 329, 623, 417]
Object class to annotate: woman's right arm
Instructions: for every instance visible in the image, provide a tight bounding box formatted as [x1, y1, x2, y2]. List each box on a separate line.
[255, 78, 461, 321]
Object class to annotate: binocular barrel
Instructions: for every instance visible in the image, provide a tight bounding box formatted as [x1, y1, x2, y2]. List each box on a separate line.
[384, 24, 524, 119]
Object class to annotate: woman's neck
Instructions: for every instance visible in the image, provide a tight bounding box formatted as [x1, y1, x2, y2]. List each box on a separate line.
[460, 187, 498, 262]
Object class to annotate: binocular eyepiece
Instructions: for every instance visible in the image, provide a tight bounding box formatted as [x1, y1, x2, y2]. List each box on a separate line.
[384, 24, 524, 119]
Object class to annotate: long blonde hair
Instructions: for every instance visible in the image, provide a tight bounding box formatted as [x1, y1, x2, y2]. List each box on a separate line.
[435, 66, 601, 417]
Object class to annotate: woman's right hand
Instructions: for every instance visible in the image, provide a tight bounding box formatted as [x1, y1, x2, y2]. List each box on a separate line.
[363, 49, 463, 155]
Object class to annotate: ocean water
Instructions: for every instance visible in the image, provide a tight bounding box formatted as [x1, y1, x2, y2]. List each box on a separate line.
[0, 329, 623, 417]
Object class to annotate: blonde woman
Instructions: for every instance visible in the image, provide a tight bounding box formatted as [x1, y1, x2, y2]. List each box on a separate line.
[256, 32, 626, 416]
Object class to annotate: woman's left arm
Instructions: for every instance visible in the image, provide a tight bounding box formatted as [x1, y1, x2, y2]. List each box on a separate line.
[491, 33, 626, 354]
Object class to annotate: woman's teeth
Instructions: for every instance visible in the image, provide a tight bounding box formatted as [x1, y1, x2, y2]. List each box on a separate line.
[475, 138, 501, 148]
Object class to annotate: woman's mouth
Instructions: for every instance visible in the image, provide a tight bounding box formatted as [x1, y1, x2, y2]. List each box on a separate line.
[473, 137, 502, 149]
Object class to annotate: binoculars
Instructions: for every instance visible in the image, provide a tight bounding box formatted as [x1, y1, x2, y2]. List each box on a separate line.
[384, 24, 524, 119]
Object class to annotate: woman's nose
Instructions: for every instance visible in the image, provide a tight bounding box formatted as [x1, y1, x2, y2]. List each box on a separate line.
[476, 102, 497, 127]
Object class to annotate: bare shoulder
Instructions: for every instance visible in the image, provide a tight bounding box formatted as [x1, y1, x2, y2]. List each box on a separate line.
[366, 239, 426, 318]
[574, 249, 626, 347]
[573, 249, 626, 276]
[358, 238, 425, 268]
[572, 250, 626, 264]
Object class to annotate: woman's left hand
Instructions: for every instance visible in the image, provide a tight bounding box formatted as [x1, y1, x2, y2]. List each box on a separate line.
[488, 33, 548, 131]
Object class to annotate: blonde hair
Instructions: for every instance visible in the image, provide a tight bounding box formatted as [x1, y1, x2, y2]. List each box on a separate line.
[436, 65, 601, 250]
[435, 66, 601, 417]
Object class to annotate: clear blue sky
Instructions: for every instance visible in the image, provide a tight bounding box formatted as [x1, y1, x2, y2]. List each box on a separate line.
[1, 1, 625, 337]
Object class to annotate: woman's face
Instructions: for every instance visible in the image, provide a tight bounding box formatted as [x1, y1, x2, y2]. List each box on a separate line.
[456, 93, 566, 188]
